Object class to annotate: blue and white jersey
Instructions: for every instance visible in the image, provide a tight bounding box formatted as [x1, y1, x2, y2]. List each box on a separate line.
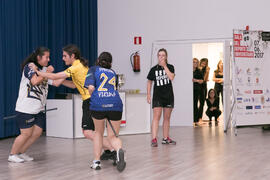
[84, 66, 123, 112]
[15, 63, 48, 114]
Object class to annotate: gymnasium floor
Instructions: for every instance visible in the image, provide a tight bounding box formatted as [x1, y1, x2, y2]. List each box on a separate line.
[1, 125, 270, 180]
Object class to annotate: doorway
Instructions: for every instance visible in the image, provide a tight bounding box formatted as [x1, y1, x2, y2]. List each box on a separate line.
[151, 39, 231, 127]
[192, 42, 224, 127]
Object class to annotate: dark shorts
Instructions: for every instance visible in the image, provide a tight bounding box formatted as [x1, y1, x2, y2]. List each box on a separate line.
[152, 98, 174, 108]
[82, 98, 95, 130]
[91, 111, 122, 121]
[16, 111, 45, 129]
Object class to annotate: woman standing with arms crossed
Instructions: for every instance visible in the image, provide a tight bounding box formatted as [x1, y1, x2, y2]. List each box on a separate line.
[193, 58, 204, 126]
[84, 52, 126, 172]
[198, 58, 210, 123]
[35, 45, 115, 160]
[213, 60, 223, 104]
[147, 48, 176, 147]
[8, 47, 53, 163]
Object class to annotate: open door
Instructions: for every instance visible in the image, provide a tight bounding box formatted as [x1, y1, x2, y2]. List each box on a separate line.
[223, 40, 232, 131]
[151, 39, 232, 127]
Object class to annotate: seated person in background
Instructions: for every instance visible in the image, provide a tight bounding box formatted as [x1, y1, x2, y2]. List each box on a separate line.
[206, 89, 221, 124]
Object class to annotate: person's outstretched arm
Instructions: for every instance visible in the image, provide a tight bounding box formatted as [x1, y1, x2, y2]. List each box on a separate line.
[37, 71, 67, 80]
[51, 79, 76, 89]
[29, 64, 54, 85]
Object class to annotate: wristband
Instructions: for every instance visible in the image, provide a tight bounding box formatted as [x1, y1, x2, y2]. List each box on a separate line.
[48, 79, 53, 85]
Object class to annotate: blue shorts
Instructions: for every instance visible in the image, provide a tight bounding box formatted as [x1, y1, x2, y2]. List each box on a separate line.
[16, 111, 46, 129]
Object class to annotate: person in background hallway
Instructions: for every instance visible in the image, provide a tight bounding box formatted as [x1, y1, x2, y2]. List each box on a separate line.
[8, 47, 53, 163]
[213, 60, 223, 104]
[198, 58, 210, 124]
[147, 48, 176, 147]
[193, 58, 204, 127]
[206, 89, 221, 125]
[34, 44, 115, 162]
[84, 52, 126, 172]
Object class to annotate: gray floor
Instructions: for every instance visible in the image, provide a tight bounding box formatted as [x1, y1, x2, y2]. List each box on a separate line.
[1, 125, 270, 180]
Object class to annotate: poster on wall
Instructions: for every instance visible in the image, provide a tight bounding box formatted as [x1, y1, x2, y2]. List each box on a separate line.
[233, 29, 270, 126]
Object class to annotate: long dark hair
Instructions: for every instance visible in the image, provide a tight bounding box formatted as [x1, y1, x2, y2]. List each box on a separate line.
[62, 44, 88, 67]
[21, 47, 50, 71]
[208, 88, 217, 99]
[200, 58, 208, 69]
[97, 52, 112, 69]
[214, 60, 223, 75]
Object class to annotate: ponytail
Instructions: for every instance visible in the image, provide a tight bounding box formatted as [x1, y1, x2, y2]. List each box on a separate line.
[21, 47, 49, 71]
[63, 44, 88, 67]
[97, 52, 112, 69]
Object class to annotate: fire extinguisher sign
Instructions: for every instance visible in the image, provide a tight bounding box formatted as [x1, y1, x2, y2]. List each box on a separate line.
[134, 36, 142, 45]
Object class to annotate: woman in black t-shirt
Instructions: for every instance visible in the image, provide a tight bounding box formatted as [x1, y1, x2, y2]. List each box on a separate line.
[193, 58, 204, 126]
[147, 48, 176, 147]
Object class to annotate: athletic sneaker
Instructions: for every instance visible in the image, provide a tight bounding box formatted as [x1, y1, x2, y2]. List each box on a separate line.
[116, 149, 126, 172]
[91, 161, 101, 170]
[151, 138, 158, 147]
[100, 150, 116, 160]
[111, 151, 117, 166]
[8, 154, 24, 163]
[19, 153, 34, 161]
[162, 137, 176, 145]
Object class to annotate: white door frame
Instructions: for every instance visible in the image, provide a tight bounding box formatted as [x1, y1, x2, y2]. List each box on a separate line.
[151, 38, 232, 127]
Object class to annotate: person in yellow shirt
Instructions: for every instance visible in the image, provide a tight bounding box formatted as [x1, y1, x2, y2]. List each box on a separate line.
[34, 44, 115, 161]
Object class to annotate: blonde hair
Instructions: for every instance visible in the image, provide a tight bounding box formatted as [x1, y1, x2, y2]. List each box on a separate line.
[193, 58, 199, 63]
[215, 60, 223, 74]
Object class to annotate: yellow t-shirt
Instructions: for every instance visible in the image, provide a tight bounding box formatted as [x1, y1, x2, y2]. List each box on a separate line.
[64, 60, 90, 100]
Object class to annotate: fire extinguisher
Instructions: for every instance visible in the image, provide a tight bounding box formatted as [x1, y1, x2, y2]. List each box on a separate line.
[130, 51, 140, 72]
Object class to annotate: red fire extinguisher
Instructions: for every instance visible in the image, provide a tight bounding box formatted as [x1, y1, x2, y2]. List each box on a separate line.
[130, 51, 140, 72]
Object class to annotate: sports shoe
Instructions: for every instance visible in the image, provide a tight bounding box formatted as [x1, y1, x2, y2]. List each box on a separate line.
[151, 138, 158, 147]
[8, 154, 24, 163]
[162, 137, 176, 145]
[19, 153, 34, 161]
[91, 161, 101, 170]
[116, 149, 126, 172]
[100, 150, 116, 161]
[111, 151, 117, 166]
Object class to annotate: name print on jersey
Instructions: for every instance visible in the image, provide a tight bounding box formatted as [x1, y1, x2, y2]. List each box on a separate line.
[98, 91, 116, 98]
[155, 70, 170, 86]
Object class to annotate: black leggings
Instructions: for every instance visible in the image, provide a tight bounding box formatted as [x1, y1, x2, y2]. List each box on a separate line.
[198, 83, 207, 119]
[194, 88, 202, 123]
[214, 83, 223, 104]
[206, 109, 221, 121]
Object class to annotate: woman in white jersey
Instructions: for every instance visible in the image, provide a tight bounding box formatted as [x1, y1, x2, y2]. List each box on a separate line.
[8, 47, 53, 163]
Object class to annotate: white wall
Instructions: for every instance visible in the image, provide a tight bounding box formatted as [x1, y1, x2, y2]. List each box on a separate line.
[98, 0, 270, 126]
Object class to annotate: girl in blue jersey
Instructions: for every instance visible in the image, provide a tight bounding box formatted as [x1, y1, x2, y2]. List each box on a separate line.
[84, 52, 126, 172]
